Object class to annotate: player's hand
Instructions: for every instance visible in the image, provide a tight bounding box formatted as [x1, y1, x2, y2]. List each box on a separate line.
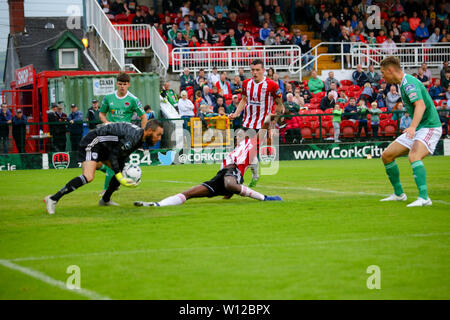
[228, 112, 238, 120]
[403, 126, 416, 139]
[115, 172, 137, 188]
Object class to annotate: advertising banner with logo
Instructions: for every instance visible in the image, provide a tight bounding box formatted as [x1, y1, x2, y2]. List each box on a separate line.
[92, 78, 115, 96]
[15, 65, 35, 88]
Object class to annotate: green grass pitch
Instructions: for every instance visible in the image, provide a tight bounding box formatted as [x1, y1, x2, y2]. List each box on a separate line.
[0, 157, 449, 299]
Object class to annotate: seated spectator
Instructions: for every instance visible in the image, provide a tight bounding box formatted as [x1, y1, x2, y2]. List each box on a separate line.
[224, 28, 238, 47]
[264, 30, 276, 45]
[188, 35, 201, 47]
[442, 70, 450, 89]
[163, 16, 173, 36]
[283, 82, 294, 101]
[421, 63, 433, 80]
[178, 90, 195, 129]
[367, 31, 377, 45]
[337, 90, 348, 105]
[273, 73, 284, 94]
[228, 12, 239, 30]
[193, 90, 205, 116]
[344, 97, 359, 121]
[272, 5, 287, 28]
[429, 78, 445, 100]
[202, 85, 217, 110]
[215, 0, 229, 18]
[291, 28, 302, 45]
[99, 0, 111, 14]
[320, 92, 336, 111]
[391, 101, 405, 121]
[241, 30, 255, 48]
[179, 15, 193, 31]
[180, 1, 190, 17]
[217, 105, 228, 117]
[400, 15, 410, 32]
[327, 82, 338, 101]
[324, 71, 341, 92]
[441, 61, 450, 83]
[173, 31, 188, 48]
[132, 7, 146, 24]
[216, 71, 232, 100]
[214, 12, 229, 35]
[230, 75, 242, 94]
[195, 22, 211, 44]
[167, 24, 179, 44]
[208, 67, 220, 88]
[386, 85, 401, 112]
[417, 68, 431, 86]
[293, 88, 305, 106]
[361, 82, 374, 103]
[214, 96, 228, 113]
[227, 95, 242, 129]
[235, 23, 245, 44]
[367, 65, 381, 89]
[376, 29, 387, 43]
[278, 29, 289, 45]
[198, 104, 216, 129]
[400, 112, 412, 131]
[196, 69, 208, 87]
[381, 37, 398, 55]
[376, 81, 388, 109]
[409, 11, 421, 32]
[308, 70, 324, 94]
[182, 24, 195, 40]
[415, 22, 430, 41]
[160, 81, 179, 107]
[259, 22, 271, 42]
[110, 0, 129, 16]
[238, 68, 246, 81]
[180, 68, 195, 91]
[285, 93, 300, 113]
[352, 64, 369, 87]
[145, 7, 159, 25]
[426, 28, 442, 44]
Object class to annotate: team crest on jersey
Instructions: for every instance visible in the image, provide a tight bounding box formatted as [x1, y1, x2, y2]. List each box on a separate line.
[405, 84, 415, 92]
[259, 145, 276, 162]
[52, 152, 70, 169]
[125, 102, 130, 107]
[408, 92, 418, 99]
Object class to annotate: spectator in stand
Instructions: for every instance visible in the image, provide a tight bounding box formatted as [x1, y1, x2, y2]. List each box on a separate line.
[180, 68, 195, 92]
[420, 63, 432, 80]
[352, 64, 368, 87]
[283, 82, 294, 101]
[178, 90, 195, 130]
[235, 23, 245, 45]
[182, 24, 195, 40]
[227, 94, 242, 129]
[193, 15, 204, 31]
[308, 70, 324, 94]
[173, 31, 188, 48]
[161, 82, 178, 108]
[188, 35, 200, 47]
[391, 101, 405, 121]
[415, 21, 429, 41]
[356, 98, 369, 140]
[293, 88, 305, 106]
[299, 82, 312, 103]
[285, 93, 300, 114]
[206, 7, 217, 25]
[230, 75, 242, 94]
[54, 103, 68, 152]
[132, 7, 146, 24]
[299, 34, 314, 72]
[367, 31, 377, 46]
[179, 15, 193, 31]
[369, 101, 382, 140]
[162, 16, 173, 36]
[324, 71, 341, 92]
[11, 109, 27, 153]
[216, 71, 232, 100]
[361, 82, 374, 103]
[337, 90, 348, 105]
[376, 29, 387, 43]
[437, 100, 449, 138]
[267, 68, 275, 79]
[167, 24, 179, 44]
[332, 103, 343, 142]
[400, 112, 412, 131]
[272, 5, 287, 28]
[144, 105, 156, 120]
[202, 85, 217, 110]
[195, 22, 211, 44]
[409, 11, 421, 32]
[291, 28, 302, 45]
[376, 81, 387, 109]
[325, 17, 341, 58]
[400, 15, 411, 33]
[320, 92, 336, 111]
[367, 65, 381, 89]
[242, 30, 255, 48]
[429, 78, 445, 100]
[273, 73, 284, 94]
[180, 1, 190, 17]
[196, 69, 208, 87]
[386, 85, 401, 112]
[344, 97, 359, 121]
[208, 67, 220, 87]
[238, 68, 246, 81]
[214, 12, 229, 35]
[110, 0, 129, 16]
[426, 27, 442, 44]
[393, 0, 404, 17]
[145, 7, 159, 25]
[381, 37, 398, 55]
[441, 61, 449, 83]
[224, 28, 238, 47]
[99, 0, 111, 15]
[442, 69, 450, 89]
[86, 99, 100, 130]
[340, 28, 352, 69]
[228, 12, 239, 30]
[417, 68, 431, 87]
[259, 22, 271, 43]
[193, 90, 205, 116]
[215, 0, 229, 18]
[68, 104, 84, 152]
[265, 30, 276, 45]
[314, 4, 328, 34]
[214, 96, 228, 113]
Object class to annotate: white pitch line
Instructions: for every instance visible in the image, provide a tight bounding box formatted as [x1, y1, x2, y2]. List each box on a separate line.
[150, 180, 450, 205]
[8, 232, 450, 263]
[0, 259, 111, 300]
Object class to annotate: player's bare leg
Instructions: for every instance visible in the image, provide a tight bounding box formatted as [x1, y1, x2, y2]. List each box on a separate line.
[44, 161, 97, 214]
[380, 141, 410, 202]
[407, 140, 432, 207]
[223, 176, 282, 201]
[134, 185, 211, 207]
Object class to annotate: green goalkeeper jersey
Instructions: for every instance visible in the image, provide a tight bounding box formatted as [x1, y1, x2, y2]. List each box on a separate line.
[100, 91, 145, 123]
[399, 74, 441, 130]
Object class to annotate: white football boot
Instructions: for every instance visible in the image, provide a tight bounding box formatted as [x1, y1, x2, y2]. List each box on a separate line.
[380, 193, 407, 202]
[134, 201, 159, 207]
[98, 199, 120, 206]
[44, 195, 57, 215]
[407, 197, 432, 207]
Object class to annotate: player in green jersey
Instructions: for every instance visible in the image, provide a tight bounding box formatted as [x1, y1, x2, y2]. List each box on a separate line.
[379, 56, 442, 207]
[98, 72, 148, 195]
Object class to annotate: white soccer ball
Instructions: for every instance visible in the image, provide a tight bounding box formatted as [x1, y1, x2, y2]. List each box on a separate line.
[123, 164, 142, 185]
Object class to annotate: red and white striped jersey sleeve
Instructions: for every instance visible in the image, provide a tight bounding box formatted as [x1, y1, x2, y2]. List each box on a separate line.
[221, 136, 259, 176]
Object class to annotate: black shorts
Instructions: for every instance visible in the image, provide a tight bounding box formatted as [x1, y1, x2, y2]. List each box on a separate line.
[77, 131, 110, 163]
[201, 166, 244, 197]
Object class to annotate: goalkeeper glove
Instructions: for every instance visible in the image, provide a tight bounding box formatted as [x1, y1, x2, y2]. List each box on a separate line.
[115, 172, 137, 187]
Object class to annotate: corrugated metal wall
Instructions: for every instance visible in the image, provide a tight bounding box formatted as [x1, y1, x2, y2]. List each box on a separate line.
[47, 73, 160, 116]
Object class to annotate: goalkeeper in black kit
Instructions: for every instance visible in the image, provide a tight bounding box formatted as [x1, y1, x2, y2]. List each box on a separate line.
[44, 120, 164, 215]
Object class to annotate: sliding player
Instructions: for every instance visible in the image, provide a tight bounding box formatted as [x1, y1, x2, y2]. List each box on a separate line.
[134, 117, 282, 207]
[379, 56, 442, 207]
[229, 59, 284, 187]
[44, 120, 164, 214]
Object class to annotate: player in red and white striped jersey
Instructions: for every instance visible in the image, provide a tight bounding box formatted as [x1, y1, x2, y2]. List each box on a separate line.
[229, 59, 284, 187]
[134, 117, 282, 207]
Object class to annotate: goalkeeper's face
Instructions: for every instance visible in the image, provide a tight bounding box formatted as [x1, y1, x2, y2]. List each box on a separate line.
[144, 127, 164, 146]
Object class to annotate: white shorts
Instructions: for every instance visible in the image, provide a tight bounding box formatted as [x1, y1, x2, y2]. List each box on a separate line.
[395, 127, 442, 154]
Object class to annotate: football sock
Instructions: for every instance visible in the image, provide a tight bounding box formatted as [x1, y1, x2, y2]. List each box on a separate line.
[249, 162, 259, 180]
[411, 160, 428, 200]
[239, 185, 265, 201]
[384, 161, 404, 196]
[102, 176, 120, 203]
[157, 193, 186, 207]
[51, 175, 88, 201]
[98, 164, 115, 190]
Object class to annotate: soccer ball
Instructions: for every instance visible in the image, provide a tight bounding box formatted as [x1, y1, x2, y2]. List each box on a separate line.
[123, 164, 142, 185]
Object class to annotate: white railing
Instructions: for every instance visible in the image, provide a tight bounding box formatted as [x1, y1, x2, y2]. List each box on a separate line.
[85, 0, 125, 69]
[171, 45, 301, 74]
[124, 63, 142, 73]
[151, 27, 169, 74]
[114, 24, 151, 50]
[289, 42, 450, 80]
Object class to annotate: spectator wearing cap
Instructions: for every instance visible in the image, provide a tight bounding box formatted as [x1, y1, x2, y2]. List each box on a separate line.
[12, 109, 27, 153]
[86, 99, 100, 130]
[68, 104, 84, 151]
[53, 102, 68, 152]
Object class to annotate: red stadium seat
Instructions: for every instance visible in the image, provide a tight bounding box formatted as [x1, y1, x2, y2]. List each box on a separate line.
[315, 91, 326, 99]
[312, 121, 326, 139]
[341, 80, 353, 86]
[340, 120, 357, 138]
[299, 121, 313, 139]
[380, 119, 397, 137]
[324, 121, 334, 138]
